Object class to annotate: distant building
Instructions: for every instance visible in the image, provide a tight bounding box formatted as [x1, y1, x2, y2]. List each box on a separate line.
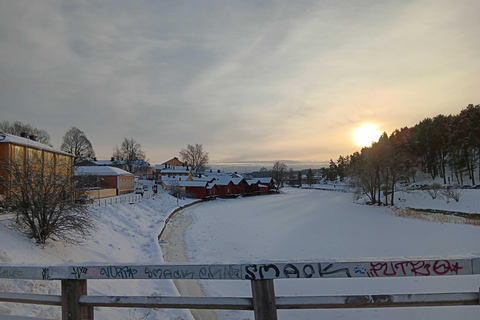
[74, 166, 134, 196]
[154, 157, 192, 182]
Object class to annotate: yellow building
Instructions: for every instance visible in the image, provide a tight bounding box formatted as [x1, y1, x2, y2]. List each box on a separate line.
[0, 132, 75, 200]
[162, 157, 184, 167]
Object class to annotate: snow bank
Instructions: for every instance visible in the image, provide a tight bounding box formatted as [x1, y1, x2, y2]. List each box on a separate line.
[0, 190, 197, 320]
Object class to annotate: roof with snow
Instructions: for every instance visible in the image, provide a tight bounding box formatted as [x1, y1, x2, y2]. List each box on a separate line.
[74, 166, 133, 176]
[162, 180, 208, 188]
[159, 166, 191, 174]
[93, 160, 114, 166]
[0, 132, 73, 156]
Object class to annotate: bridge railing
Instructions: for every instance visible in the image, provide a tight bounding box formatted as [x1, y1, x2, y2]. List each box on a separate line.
[1, 257, 479, 320]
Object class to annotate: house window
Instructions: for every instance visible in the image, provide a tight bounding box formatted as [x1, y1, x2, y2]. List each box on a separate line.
[27, 148, 34, 163]
[46, 152, 53, 166]
[58, 155, 63, 166]
[14, 146, 22, 163]
[36, 150, 42, 164]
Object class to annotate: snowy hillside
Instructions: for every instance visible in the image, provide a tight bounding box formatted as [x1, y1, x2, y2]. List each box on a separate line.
[0, 191, 198, 320]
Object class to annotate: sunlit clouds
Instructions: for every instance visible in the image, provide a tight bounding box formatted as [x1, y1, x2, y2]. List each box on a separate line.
[1, 1, 479, 170]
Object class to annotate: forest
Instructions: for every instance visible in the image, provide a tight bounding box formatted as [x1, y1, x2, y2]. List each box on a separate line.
[324, 104, 480, 206]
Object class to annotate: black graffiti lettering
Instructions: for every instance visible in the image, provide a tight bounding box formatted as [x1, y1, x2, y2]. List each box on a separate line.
[259, 264, 280, 280]
[100, 266, 137, 279]
[199, 267, 209, 279]
[181, 269, 195, 279]
[245, 265, 257, 280]
[224, 266, 242, 279]
[163, 269, 173, 279]
[209, 266, 222, 279]
[303, 264, 315, 278]
[71, 267, 88, 279]
[283, 264, 300, 278]
[144, 267, 162, 278]
[42, 268, 50, 280]
[318, 263, 352, 278]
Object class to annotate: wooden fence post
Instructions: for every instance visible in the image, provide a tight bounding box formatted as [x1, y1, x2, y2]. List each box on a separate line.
[251, 279, 278, 320]
[61, 279, 93, 320]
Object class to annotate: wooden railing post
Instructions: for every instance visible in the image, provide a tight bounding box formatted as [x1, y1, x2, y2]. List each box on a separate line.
[61, 279, 93, 320]
[251, 279, 278, 320]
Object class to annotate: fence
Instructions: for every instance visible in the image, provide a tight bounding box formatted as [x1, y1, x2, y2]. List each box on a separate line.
[93, 193, 154, 206]
[1, 257, 479, 320]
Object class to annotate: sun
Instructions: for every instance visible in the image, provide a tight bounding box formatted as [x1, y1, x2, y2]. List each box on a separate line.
[353, 124, 382, 147]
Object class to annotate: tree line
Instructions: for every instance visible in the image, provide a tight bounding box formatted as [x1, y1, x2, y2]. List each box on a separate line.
[326, 104, 480, 206]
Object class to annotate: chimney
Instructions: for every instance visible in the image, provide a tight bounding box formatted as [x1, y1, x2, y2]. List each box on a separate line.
[111, 157, 114, 161]
[20, 132, 28, 138]
[29, 134, 37, 141]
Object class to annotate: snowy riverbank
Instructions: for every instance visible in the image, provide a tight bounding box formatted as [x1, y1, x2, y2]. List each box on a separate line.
[1, 187, 479, 319]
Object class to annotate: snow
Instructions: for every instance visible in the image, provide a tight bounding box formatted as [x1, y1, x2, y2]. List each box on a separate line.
[74, 166, 133, 176]
[0, 190, 198, 320]
[179, 187, 480, 319]
[0, 185, 479, 319]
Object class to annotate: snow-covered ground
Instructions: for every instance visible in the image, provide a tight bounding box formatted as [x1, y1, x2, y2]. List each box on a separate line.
[0, 190, 198, 320]
[178, 187, 480, 320]
[0, 186, 479, 319]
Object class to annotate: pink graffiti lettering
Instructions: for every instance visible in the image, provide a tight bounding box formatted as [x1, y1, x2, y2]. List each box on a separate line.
[367, 260, 464, 277]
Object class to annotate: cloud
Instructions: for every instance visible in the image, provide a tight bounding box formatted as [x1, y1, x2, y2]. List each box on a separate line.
[1, 0, 479, 168]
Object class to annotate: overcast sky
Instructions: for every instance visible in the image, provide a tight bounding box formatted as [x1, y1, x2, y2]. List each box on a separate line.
[1, 0, 479, 171]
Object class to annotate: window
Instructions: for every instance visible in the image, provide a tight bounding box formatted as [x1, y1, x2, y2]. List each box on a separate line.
[46, 152, 53, 166]
[58, 155, 63, 166]
[36, 150, 42, 164]
[14, 146, 22, 162]
[27, 148, 34, 163]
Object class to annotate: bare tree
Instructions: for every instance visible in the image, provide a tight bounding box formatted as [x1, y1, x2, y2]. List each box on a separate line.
[0, 158, 95, 245]
[179, 144, 209, 174]
[259, 167, 270, 178]
[306, 168, 315, 186]
[113, 138, 147, 173]
[0, 121, 51, 145]
[60, 127, 95, 165]
[272, 161, 288, 190]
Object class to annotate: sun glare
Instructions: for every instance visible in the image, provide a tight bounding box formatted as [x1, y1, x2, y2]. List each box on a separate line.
[353, 124, 381, 147]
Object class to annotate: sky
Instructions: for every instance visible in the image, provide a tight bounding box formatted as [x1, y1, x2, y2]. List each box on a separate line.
[1, 0, 479, 171]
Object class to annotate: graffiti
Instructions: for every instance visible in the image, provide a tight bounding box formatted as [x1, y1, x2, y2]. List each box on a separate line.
[42, 268, 50, 280]
[71, 267, 88, 279]
[354, 265, 367, 275]
[143, 265, 242, 280]
[0, 259, 472, 281]
[145, 267, 195, 279]
[100, 266, 138, 279]
[244, 263, 351, 280]
[319, 263, 352, 278]
[223, 265, 242, 279]
[0, 268, 23, 278]
[366, 260, 464, 277]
